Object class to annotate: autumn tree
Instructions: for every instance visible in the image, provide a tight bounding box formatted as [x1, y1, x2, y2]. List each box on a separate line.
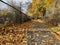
[28, 0, 55, 19]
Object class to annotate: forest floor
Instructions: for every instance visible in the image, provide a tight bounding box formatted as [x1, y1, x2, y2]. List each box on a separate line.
[0, 19, 60, 45]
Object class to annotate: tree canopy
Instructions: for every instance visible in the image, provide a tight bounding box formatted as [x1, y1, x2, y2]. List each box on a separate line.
[28, 0, 55, 17]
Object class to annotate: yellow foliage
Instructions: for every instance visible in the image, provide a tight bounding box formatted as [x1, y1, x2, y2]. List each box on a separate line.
[28, 0, 55, 16]
[44, 0, 55, 7]
[1, 10, 9, 15]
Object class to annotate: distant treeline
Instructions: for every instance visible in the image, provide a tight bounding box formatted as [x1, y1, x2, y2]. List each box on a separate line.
[0, 11, 31, 25]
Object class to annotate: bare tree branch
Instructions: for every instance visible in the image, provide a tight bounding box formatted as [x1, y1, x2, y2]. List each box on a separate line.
[0, 0, 27, 15]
